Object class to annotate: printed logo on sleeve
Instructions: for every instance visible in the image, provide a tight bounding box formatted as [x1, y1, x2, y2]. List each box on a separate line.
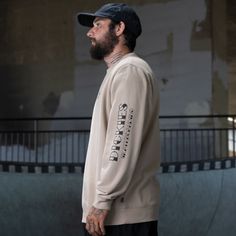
[109, 103, 134, 162]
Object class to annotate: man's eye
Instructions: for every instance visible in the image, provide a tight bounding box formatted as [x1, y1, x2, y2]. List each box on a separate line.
[94, 22, 101, 28]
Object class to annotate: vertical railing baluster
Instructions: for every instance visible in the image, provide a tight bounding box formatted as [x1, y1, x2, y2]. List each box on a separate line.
[176, 130, 179, 162]
[188, 130, 191, 162]
[170, 130, 172, 162]
[11, 132, 13, 162]
[163, 131, 166, 162]
[219, 129, 222, 159]
[5, 133, 7, 161]
[233, 116, 236, 158]
[71, 132, 74, 164]
[0, 134, 2, 161]
[60, 132, 62, 164]
[34, 120, 38, 164]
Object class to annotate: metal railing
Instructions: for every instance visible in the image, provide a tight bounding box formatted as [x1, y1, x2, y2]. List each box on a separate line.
[0, 117, 90, 167]
[160, 115, 236, 164]
[0, 115, 235, 167]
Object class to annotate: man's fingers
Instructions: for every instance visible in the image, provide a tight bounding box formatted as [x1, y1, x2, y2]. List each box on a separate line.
[86, 221, 103, 236]
[99, 211, 108, 235]
[85, 222, 91, 234]
[86, 207, 109, 235]
[99, 221, 106, 235]
[94, 221, 103, 235]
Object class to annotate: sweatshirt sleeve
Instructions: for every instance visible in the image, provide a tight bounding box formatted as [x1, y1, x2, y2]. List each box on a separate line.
[93, 63, 154, 210]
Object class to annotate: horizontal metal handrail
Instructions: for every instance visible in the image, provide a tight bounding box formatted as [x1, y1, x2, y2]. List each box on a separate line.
[0, 115, 234, 168]
[0, 114, 235, 120]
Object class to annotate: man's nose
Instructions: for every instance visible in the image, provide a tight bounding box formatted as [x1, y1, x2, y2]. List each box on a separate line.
[87, 28, 94, 38]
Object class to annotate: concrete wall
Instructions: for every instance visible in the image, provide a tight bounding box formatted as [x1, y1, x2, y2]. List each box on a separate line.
[0, 0, 234, 120]
[228, 0, 236, 114]
[0, 0, 76, 118]
[212, 0, 228, 115]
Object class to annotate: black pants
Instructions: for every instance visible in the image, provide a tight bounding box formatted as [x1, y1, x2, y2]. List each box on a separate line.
[83, 221, 158, 236]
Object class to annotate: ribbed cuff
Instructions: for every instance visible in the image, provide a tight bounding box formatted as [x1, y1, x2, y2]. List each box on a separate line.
[93, 198, 113, 210]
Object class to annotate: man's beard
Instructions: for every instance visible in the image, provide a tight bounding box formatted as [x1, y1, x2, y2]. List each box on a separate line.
[89, 29, 118, 60]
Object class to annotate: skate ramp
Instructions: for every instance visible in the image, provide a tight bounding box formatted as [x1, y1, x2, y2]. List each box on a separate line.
[0, 168, 236, 236]
[0, 172, 83, 236]
[159, 168, 236, 236]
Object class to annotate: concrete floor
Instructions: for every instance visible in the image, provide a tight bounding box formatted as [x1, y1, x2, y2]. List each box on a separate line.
[0, 168, 236, 236]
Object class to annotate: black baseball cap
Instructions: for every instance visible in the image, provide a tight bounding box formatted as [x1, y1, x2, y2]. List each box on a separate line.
[77, 3, 142, 38]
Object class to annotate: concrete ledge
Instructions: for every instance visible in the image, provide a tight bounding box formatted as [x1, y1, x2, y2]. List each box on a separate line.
[0, 159, 235, 174]
[0, 162, 83, 174]
[161, 158, 236, 174]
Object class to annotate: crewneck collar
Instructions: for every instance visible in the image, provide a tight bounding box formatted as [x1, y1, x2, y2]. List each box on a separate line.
[107, 52, 136, 72]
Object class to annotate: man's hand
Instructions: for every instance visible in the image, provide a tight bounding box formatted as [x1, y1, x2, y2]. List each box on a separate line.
[86, 206, 109, 236]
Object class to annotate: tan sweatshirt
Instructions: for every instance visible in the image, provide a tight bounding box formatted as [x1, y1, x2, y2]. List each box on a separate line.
[82, 53, 160, 225]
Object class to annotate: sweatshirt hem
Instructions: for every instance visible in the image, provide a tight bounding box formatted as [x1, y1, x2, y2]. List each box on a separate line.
[82, 205, 159, 225]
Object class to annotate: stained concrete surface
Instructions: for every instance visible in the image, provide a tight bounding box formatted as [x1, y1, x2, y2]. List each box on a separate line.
[0, 168, 236, 236]
[0, 173, 83, 236]
[159, 169, 236, 236]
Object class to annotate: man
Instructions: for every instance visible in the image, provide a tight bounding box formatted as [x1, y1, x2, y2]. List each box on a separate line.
[77, 3, 160, 236]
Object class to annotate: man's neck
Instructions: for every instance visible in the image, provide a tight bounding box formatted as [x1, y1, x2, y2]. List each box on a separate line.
[104, 48, 131, 68]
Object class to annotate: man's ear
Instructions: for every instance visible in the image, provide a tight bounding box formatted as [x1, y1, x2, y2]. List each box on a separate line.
[115, 21, 126, 36]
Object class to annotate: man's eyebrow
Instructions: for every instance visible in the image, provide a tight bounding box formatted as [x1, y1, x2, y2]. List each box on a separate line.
[93, 17, 105, 24]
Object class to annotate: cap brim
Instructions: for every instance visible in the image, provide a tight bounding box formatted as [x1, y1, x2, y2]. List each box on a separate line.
[77, 13, 96, 27]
